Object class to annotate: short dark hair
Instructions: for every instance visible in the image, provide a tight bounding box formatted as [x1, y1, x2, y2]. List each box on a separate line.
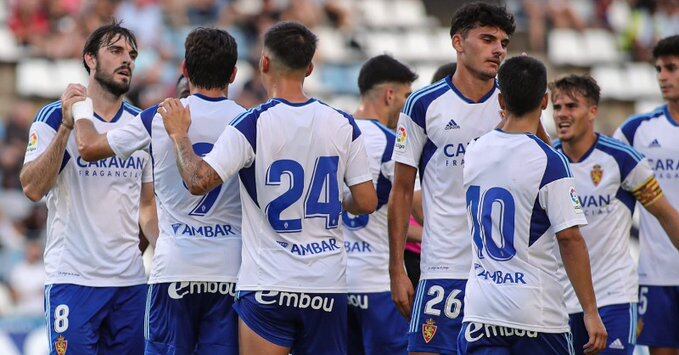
[548, 74, 600, 106]
[450, 2, 515, 38]
[498, 56, 547, 117]
[184, 27, 238, 90]
[263, 21, 317, 71]
[82, 21, 137, 74]
[357, 55, 418, 95]
[431, 62, 457, 83]
[653, 35, 679, 59]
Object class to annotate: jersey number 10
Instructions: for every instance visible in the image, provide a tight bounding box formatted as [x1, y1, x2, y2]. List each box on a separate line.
[466, 185, 517, 261]
[266, 156, 342, 233]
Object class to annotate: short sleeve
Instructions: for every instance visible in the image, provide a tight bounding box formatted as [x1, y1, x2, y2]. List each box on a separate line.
[392, 112, 426, 168]
[344, 134, 372, 187]
[203, 126, 255, 183]
[107, 116, 151, 159]
[621, 156, 654, 192]
[24, 122, 58, 164]
[612, 127, 629, 145]
[539, 177, 587, 233]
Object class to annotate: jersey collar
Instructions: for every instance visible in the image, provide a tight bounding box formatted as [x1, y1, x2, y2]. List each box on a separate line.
[445, 75, 497, 104]
[93, 103, 124, 123]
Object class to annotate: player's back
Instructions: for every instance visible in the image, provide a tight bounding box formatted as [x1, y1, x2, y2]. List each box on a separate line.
[230, 98, 370, 293]
[343, 119, 394, 292]
[463, 129, 585, 333]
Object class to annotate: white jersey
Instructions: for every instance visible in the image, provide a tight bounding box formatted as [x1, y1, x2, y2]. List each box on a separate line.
[393, 76, 502, 280]
[107, 94, 245, 283]
[614, 105, 679, 286]
[554, 135, 654, 313]
[463, 130, 587, 333]
[24, 101, 151, 286]
[343, 119, 395, 293]
[203, 98, 372, 293]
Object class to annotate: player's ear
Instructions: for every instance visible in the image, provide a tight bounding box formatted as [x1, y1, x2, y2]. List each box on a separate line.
[452, 33, 464, 53]
[181, 60, 189, 79]
[84, 53, 97, 75]
[261, 55, 270, 74]
[540, 93, 548, 110]
[229, 66, 237, 84]
[589, 104, 598, 120]
[498, 93, 506, 110]
[305, 63, 314, 77]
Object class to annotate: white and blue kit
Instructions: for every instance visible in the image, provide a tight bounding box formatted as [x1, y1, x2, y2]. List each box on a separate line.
[555, 134, 654, 354]
[614, 105, 679, 348]
[392, 76, 502, 353]
[107, 93, 245, 354]
[202, 98, 372, 354]
[25, 101, 151, 354]
[343, 119, 407, 355]
[458, 129, 587, 355]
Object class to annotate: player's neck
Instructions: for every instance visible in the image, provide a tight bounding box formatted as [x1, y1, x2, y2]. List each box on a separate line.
[354, 100, 388, 127]
[502, 111, 541, 135]
[667, 99, 679, 124]
[87, 80, 124, 122]
[561, 131, 598, 163]
[266, 75, 309, 104]
[452, 67, 495, 103]
[190, 87, 227, 100]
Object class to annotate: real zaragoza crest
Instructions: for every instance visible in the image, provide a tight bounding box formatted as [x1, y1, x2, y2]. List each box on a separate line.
[55, 335, 68, 355]
[422, 318, 437, 343]
[590, 164, 603, 186]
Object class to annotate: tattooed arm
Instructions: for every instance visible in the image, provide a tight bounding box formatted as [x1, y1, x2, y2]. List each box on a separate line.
[171, 134, 223, 195]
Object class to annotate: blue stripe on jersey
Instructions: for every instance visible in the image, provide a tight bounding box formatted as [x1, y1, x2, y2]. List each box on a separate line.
[619, 107, 664, 145]
[598, 135, 644, 160]
[596, 138, 643, 182]
[418, 138, 438, 184]
[663, 105, 679, 127]
[94, 104, 125, 123]
[140, 105, 159, 138]
[35, 101, 60, 122]
[231, 99, 282, 151]
[528, 197, 550, 247]
[123, 102, 141, 116]
[35, 101, 63, 131]
[615, 187, 636, 214]
[59, 151, 70, 173]
[402, 81, 448, 131]
[318, 101, 362, 141]
[445, 75, 497, 104]
[239, 163, 259, 208]
[527, 135, 573, 188]
[370, 121, 396, 210]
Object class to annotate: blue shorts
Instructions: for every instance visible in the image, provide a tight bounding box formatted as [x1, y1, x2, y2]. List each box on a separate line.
[569, 303, 636, 354]
[144, 282, 238, 355]
[457, 322, 573, 355]
[347, 292, 408, 355]
[44, 283, 147, 355]
[234, 290, 347, 355]
[408, 278, 467, 354]
[637, 285, 679, 348]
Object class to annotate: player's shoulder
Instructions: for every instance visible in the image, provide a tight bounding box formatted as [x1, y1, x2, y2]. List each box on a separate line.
[32, 100, 63, 131]
[122, 101, 142, 116]
[402, 79, 449, 120]
[526, 134, 573, 186]
[315, 100, 361, 141]
[595, 134, 644, 166]
[618, 106, 666, 144]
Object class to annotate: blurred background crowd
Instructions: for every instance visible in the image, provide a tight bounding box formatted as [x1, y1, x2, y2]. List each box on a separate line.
[0, 0, 675, 351]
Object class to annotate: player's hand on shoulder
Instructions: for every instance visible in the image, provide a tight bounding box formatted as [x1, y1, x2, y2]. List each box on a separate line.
[159, 98, 191, 139]
[390, 270, 415, 319]
[60, 83, 87, 129]
[583, 311, 607, 354]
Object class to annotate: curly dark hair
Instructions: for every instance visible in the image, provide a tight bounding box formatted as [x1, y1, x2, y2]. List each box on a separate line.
[450, 2, 516, 38]
[549, 74, 601, 106]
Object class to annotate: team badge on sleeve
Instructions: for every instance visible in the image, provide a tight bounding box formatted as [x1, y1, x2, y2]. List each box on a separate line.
[27, 131, 38, 152]
[422, 318, 437, 343]
[395, 126, 408, 151]
[55, 335, 68, 355]
[590, 164, 603, 186]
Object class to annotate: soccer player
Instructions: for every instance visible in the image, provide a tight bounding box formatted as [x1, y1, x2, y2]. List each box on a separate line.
[73, 28, 245, 354]
[343, 54, 417, 355]
[614, 35, 679, 355]
[389, 4, 549, 354]
[551, 74, 679, 354]
[19, 23, 155, 354]
[458, 55, 607, 354]
[158, 22, 377, 355]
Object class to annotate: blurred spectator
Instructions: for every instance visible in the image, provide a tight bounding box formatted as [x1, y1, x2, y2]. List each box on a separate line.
[8, 240, 44, 316]
[523, 0, 587, 53]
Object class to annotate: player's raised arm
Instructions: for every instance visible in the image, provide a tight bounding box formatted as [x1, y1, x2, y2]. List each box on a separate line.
[556, 226, 607, 353]
[20, 84, 86, 201]
[388, 162, 417, 318]
[75, 113, 115, 161]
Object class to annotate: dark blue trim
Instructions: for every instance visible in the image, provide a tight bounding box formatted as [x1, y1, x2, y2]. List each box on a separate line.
[370, 120, 396, 163]
[402, 81, 449, 132]
[140, 105, 159, 138]
[371, 120, 396, 210]
[93, 103, 124, 123]
[318, 101, 362, 141]
[123, 102, 141, 116]
[59, 151, 70, 174]
[239, 161, 259, 208]
[231, 100, 282, 152]
[527, 135, 572, 188]
[596, 136, 643, 182]
[272, 98, 317, 107]
[193, 93, 227, 102]
[619, 108, 663, 145]
[445, 75, 497, 104]
[663, 105, 679, 127]
[40, 106, 63, 132]
[556, 134, 599, 163]
[418, 139, 438, 183]
[375, 172, 391, 210]
[616, 187, 636, 214]
[528, 197, 550, 247]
